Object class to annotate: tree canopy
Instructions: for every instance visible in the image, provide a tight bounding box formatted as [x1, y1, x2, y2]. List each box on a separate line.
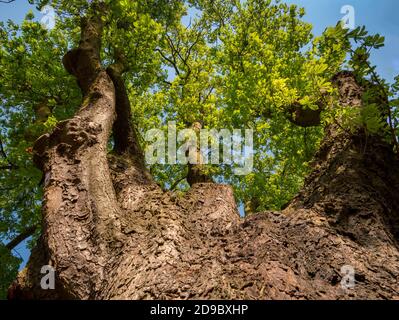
[1, 0, 398, 299]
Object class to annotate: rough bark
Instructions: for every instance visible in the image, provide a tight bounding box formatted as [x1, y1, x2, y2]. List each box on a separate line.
[7, 8, 399, 299]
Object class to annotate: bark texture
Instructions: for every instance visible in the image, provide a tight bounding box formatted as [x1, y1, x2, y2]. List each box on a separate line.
[7, 10, 399, 299]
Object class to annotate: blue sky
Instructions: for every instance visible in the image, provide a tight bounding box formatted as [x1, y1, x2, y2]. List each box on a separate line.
[1, 0, 398, 81]
[285, 0, 399, 82]
[1, 0, 398, 267]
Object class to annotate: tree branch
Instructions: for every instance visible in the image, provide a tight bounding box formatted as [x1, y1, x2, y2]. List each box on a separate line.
[350, 48, 399, 154]
[6, 225, 37, 251]
[156, 48, 180, 76]
[106, 52, 146, 167]
[186, 122, 212, 186]
[62, 4, 105, 95]
[0, 136, 18, 169]
[0, 165, 18, 170]
[170, 174, 187, 191]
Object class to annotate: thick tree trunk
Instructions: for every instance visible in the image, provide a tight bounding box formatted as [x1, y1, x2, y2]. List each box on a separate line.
[7, 10, 399, 299]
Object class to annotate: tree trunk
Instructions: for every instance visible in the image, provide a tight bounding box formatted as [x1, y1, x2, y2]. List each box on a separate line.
[7, 11, 399, 299]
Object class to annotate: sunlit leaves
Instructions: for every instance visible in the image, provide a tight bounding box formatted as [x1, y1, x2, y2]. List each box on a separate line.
[1, 0, 397, 298]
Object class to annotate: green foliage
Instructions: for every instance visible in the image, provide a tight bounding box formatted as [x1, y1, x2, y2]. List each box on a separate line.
[0, 11, 81, 297]
[360, 104, 386, 134]
[0, 245, 21, 299]
[1, 0, 398, 295]
[344, 26, 399, 146]
[136, 0, 341, 211]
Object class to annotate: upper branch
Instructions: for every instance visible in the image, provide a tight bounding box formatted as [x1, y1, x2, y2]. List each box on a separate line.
[62, 4, 105, 95]
[106, 51, 146, 168]
[6, 225, 37, 251]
